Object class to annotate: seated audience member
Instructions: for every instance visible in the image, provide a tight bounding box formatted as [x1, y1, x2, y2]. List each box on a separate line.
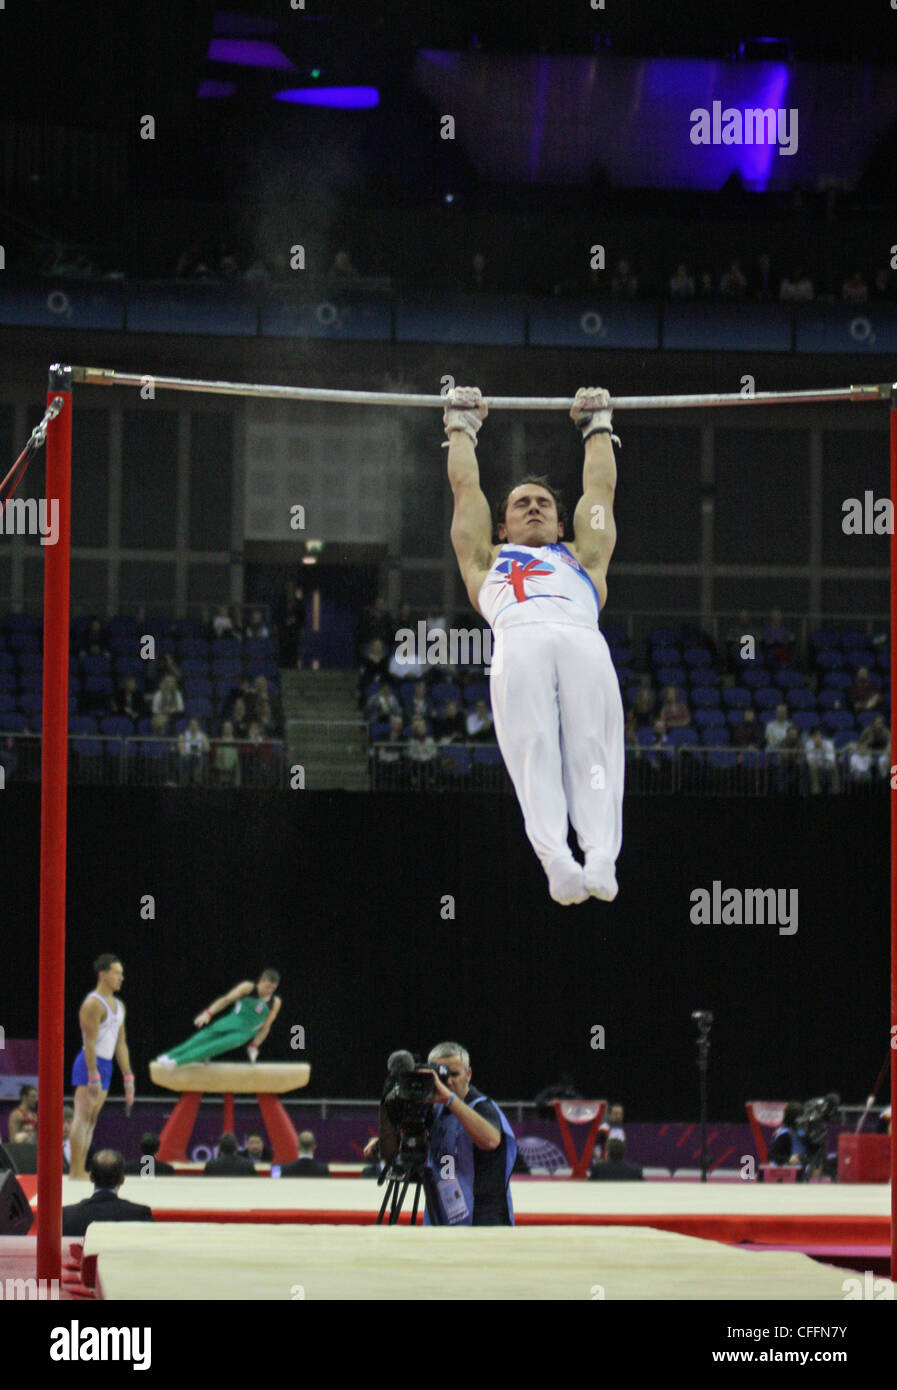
[871, 267, 894, 302]
[753, 252, 777, 301]
[358, 638, 391, 703]
[407, 717, 437, 764]
[250, 675, 281, 723]
[151, 673, 184, 719]
[764, 703, 791, 748]
[254, 697, 279, 739]
[762, 608, 794, 665]
[767, 1102, 806, 1169]
[374, 715, 406, 760]
[124, 1132, 175, 1176]
[245, 608, 270, 640]
[696, 269, 715, 300]
[62, 1150, 154, 1235]
[230, 697, 250, 741]
[8, 1085, 37, 1142]
[211, 604, 233, 637]
[659, 685, 690, 729]
[588, 1138, 643, 1181]
[240, 1133, 272, 1163]
[0, 735, 19, 783]
[668, 264, 695, 300]
[432, 699, 466, 743]
[213, 722, 241, 787]
[726, 609, 760, 666]
[596, 1102, 626, 1160]
[733, 707, 764, 749]
[841, 271, 868, 304]
[177, 717, 210, 784]
[856, 717, 890, 780]
[849, 667, 881, 714]
[78, 618, 109, 658]
[804, 727, 839, 794]
[719, 259, 747, 298]
[610, 258, 638, 298]
[779, 268, 814, 302]
[242, 721, 280, 786]
[222, 676, 253, 720]
[365, 681, 402, 723]
[148, 651, 182, 688]
[465, 699, 494, 742]
[632, 683, 656, 729]
[280, 1130, 330, 1176]
[203, 1133, 258, 1175]
[148, 711, 171, 741]
[114, 675, 143, 725]
[409, 680, 431, 722]
[770, 723, 803, 792]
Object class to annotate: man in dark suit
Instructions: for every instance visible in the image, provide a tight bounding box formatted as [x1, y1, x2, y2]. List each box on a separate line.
[280, 1129, 330, 1177]
[203, 1132, 258, 1175]
[124, 1131, 176, 1176]
[61, 1149, 154, 1236]
[588, 1137, 644, 1181]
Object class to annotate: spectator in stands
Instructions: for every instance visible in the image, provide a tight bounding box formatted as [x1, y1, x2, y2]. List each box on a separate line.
[733, 707, 764, 749]
[223, 677, 253, 722]
[240, 1133, 272, 1163]
[596, 1102, 626, 1160]
[62, 1150, 154, 1235]
[245, 608, 270, 640]
[849, 666, 881, 714]
[203, 1133, 258, 1175]
[8, 1085, 37, 1142]
[124, 1132, 175, 1176]
[779, 268, 814, 302]
[764, 703, 791, 749]
[410, 680, 431, 722]
[861, 716, 890, 778]
[804, 726, 839, 794]
[149, 711, 171, 739]
[78, 618, 109, 659]
[767, 1103, 806, 1169]
[371, 716, 407, 783]
[177, 717, 210, 785]
[0, 735, 19, 783]
[366, 681, 402, 724]
[696, 269, 715, 300]
[841, 271, 868, 305]
[610, 258, 638, 298]
[762, 609, 795, 666]
[659, 685, 690, 729]
[328, 248, 361, 284]
[466, 699, 494, 742]
[668, 263, 695, 300]
[230, 697, 250, 740]
[847, 729, 880, 784]
[871, 267, 895, 302]
[726, 609, 761, 666]
[254, 697, 279, 740]
[213, 721, 241, 787]
[407, 717, 438, 765]
[243, 720, 280, 787]
[147, 652, 182, 694]
[358, 637, 391, 705]
[752, 251, 777, 301]
[151, 673, 185, 720]
[275, 582, 305, 669]
[211, 604, 233, 637]
[280, 1131, 330, 1176]
[251, 676, 282, 730]
[719, 259, 747, 298]
[631, 682, 656, 729]
[588, 1136, 643, 1180]
[113, 674, 143, 725]
[770, 723, 803, 793]
[432, 698, 466, 743]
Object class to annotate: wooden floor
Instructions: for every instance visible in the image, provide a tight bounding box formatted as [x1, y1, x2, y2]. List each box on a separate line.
[84, 1220, 882, 1301]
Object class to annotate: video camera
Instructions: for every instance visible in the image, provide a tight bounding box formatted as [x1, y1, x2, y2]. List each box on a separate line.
[378, 1051, 449, 1169]
[798, 1092, 840, 1178]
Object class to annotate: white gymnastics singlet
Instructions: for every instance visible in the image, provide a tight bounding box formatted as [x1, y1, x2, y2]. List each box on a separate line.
[478, 543, 600, 632]
[83, 992, 123, 1060]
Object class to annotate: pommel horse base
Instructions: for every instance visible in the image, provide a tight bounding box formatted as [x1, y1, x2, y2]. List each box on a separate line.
[150, 1062, 311, 1164]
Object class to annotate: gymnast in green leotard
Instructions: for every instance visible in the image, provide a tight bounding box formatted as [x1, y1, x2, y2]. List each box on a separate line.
[154, 969, 282, 1067]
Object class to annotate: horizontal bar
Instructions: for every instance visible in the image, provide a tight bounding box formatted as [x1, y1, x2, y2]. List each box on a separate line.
[72, 366, 895, 411]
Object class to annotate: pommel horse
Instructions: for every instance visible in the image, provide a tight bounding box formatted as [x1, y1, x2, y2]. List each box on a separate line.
[150, 1061, 311, 1164]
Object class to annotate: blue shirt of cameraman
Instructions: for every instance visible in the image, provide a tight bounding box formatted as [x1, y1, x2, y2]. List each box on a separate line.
[425, 1084, 517, 1226]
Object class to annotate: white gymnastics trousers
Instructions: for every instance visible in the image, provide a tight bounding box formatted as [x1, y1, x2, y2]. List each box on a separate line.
[489, 623, 624, 876]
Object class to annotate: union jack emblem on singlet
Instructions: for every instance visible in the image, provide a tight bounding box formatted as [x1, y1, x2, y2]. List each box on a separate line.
[491, 552, 570, 605]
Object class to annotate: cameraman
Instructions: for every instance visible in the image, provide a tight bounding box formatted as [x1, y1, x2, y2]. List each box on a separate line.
[767, 1101, 807, 1174]
[423, 1041, 518, 1226]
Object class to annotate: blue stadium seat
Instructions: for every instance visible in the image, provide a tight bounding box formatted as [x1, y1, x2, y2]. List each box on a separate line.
[667, 727, 698, 747]
[821, 672, 853, 690]
[432, 681, 461, 706]
[180, 658, 210, 678]
[0, 693, 15, 714]
[810, 628, 838, 649]
[80, 653, 111, 675]
[16, 694, 41, 716]
[0, 653, 14, 672]
[707, 750, 737, 770]
[184, 678, 213, 699]
[740, 668, 770, 688]
[464, 682, 490, 706]
[683, 647, 712, 668]
[17, 653, 42, 673]
[19, 673, 44, 694]
[754, 687, 783, 710]
[823, 711, 856, 733]
[786, 689, 816, 710]
[472, 746, 503, 765]
[0, 673, 15, 693]
[636, 728, 657, 746]
[655, 667, 687, 688]
[651, 645, 680, 667]
[832, 730, 857, 750]
[790, 711, 818, 732]
[212, 660, 242, 682]
[722, 687, 751, 708]
[776, 669, 806, 688]
[0, 713, 28, 732]
[815, 650, 845, 671]
[817, 689, 845, 712]
[185, 698, 214, 720]
[647, 627, 677, 647]
[690, 687, 721, 708]
[857, 710, 884, 729]
[177, 638, 211, 659]
[700, 726, 730, 745]
[101, 717, 136, 738]
[70, 716, 99, 735]
[10, 633, 40, 654]
[688, 667, 720, 685]
[693, 708, 725, 727]
[440, 746, 472, 775]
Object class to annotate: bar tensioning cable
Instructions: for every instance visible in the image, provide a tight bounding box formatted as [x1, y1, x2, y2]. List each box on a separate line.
[71, 367, 894, 411]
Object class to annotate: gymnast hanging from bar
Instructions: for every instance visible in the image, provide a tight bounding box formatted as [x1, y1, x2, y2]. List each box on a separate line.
[154, 968, 282, 1067]
[445, 385, 625, 906]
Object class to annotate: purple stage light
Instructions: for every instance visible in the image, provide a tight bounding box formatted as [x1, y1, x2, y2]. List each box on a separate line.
[197, 80, 237, 99]
[273, 86, 380, 109]
[208, 38, 295, 70]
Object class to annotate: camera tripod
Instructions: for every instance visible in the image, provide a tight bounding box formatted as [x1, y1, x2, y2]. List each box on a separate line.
[376, 1153, 442, 1226]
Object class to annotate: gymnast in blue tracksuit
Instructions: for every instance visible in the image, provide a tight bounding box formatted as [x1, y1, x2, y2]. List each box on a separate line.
[423, 1042, 517, 1226]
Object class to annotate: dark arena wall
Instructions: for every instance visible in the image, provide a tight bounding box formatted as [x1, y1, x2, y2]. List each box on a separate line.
[1, 786, 886, 1118]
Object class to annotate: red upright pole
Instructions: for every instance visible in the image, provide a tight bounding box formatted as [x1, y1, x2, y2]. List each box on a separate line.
[891, 389, 897, 1284]
[36, 365, 72, 1285]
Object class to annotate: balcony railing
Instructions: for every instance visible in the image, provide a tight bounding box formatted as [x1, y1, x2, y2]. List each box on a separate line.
[0, 733, 286, 788]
